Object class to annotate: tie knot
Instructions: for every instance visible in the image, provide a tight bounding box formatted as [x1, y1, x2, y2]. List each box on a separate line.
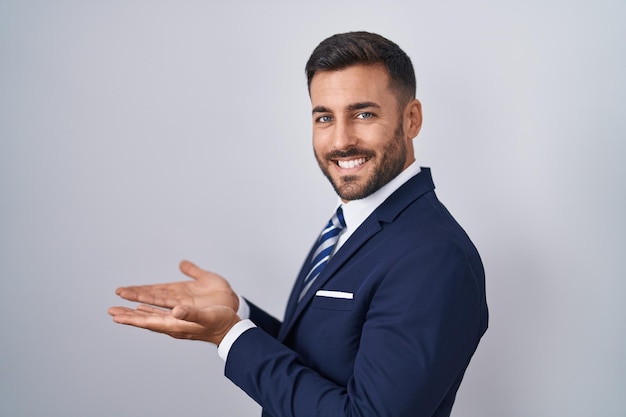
[333, 206, 346, 230]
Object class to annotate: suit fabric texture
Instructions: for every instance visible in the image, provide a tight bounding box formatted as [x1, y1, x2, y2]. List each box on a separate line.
[226, 168, 488, 417]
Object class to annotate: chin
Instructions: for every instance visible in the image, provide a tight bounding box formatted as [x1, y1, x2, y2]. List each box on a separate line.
[335, 179, 368, 201]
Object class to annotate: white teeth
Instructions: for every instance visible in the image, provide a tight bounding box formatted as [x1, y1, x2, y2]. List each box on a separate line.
[338, 158, 366, 169]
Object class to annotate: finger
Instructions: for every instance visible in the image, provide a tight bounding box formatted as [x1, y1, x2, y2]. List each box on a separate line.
[179, 260, 208, 281]
[172, 305, 233, 327]
[115, 286, 135, 298]
[115, 285, 153, 302]
[172, 305, 240, 345]
[109, 306, 158, 320]
[116, 284, 178, 308]
[171, 305, 220, 330]
[108, 306, 135, 316]
[171, 305, 195, 322]
[111, 309, 164, 327]
[136, 304, 170, 315]
[171, 305, 214, 325]
[111, 308, 208, 341]
[110, 305, 174, 324]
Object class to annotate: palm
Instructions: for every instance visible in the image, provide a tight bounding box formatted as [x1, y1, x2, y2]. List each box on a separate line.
[115, 260, 238, 311]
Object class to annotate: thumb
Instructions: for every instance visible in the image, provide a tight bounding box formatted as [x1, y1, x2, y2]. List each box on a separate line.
[172, 304, 227, 328]
[179, 260, 202, 280]
[171, 305, 200, 322]
[172, 304, 240, 345]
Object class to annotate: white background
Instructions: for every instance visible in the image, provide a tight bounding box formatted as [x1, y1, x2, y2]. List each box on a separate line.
[1, 1, 624, 416]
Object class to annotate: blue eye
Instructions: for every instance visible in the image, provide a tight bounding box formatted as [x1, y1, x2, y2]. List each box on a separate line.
[317, 115, 332, 123]
[357, 112, 373, 119]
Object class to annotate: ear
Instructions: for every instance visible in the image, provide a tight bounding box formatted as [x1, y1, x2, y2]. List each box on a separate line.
[403, 99, 423, 139]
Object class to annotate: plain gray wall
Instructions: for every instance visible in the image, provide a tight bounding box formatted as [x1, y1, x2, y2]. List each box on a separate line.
[1, 1, 624, 416]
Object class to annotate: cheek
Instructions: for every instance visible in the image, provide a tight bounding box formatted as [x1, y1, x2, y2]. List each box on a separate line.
[353, 124, 389, 145]
[312, 131, 330, 152]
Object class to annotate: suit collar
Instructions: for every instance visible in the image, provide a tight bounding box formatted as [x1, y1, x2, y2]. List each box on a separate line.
[278, 168, 435, 340]
[375, 167, 434, 223]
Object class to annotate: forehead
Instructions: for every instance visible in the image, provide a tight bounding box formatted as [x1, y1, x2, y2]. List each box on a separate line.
[309, 64, 395, 108]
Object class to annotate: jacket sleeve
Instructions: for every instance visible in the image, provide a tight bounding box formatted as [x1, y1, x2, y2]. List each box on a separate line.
[227, 242, 487, 417]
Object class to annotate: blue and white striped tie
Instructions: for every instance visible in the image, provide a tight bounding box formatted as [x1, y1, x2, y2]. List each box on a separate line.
[299, 206, 346, 301]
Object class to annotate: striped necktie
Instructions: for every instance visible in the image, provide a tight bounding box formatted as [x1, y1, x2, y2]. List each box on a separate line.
[299, 206, 346, 301]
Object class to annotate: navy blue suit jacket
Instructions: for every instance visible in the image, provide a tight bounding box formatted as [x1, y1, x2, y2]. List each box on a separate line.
[225, 168, 488, 417]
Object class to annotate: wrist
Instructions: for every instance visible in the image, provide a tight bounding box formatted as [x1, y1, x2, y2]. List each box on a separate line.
[211, 314, 242, 345]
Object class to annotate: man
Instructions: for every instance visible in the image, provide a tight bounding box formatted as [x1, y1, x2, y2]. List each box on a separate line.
[109, 31, 488, 417]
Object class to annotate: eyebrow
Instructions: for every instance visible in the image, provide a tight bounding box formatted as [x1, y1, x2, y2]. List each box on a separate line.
[347, 101, 381, 112]
[312, 101, 381, 115]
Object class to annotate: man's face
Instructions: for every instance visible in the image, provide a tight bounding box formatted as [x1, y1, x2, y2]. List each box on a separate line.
[310, 64, 417, 201]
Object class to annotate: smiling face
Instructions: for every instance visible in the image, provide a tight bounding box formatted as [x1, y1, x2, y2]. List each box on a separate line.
[310, 64, 422, 201]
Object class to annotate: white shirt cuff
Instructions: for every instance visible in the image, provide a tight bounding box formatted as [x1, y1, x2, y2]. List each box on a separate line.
[217, 319, 256, 361]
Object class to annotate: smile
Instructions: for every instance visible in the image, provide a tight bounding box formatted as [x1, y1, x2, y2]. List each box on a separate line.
[337, 158, 368, 169]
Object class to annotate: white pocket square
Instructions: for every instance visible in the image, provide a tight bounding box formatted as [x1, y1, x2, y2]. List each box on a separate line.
[315, 290, 354, 300]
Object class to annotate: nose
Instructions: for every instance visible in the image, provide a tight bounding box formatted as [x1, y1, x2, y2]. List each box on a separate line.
[331, 119, 358, 150]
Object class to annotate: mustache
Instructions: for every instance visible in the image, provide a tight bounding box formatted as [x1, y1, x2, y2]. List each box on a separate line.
[326, 148, 376, 160]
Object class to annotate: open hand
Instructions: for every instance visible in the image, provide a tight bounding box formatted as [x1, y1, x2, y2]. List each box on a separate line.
[113, 260, 239, 311]
[108, 260, 241, 345]
[108, 303, 240, 345]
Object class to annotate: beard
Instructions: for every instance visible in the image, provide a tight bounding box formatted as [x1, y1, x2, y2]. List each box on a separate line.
[315, 123, 408, 201]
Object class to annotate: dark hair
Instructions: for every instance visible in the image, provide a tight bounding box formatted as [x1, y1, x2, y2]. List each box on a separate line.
[305, 31, 416, 105]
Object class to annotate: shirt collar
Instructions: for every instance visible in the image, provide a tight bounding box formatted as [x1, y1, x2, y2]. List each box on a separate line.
[335, 162, 421, 248]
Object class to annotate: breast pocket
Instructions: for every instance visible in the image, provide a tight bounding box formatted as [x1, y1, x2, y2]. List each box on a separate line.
[310, 290, 354, 311]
